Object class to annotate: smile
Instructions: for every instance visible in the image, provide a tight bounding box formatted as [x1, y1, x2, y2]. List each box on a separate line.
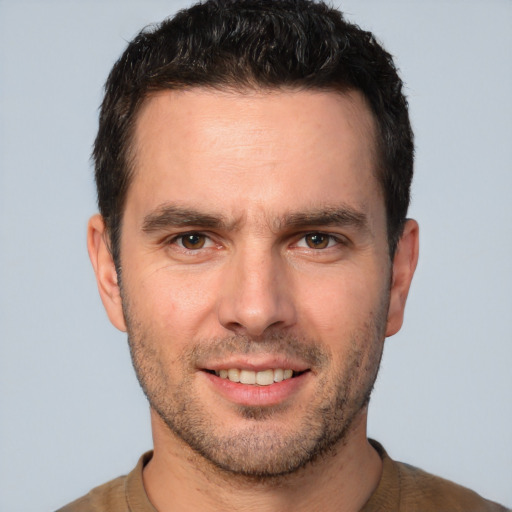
[214, 368, 298, 386]
[202, 366, 312, 406]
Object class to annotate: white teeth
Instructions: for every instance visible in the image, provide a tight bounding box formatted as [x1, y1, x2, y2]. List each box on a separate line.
[215, 368, 297, 385]
[273, 368, 284, 382]
[239, 370, 256, 384]
[256, 369, 274, 386]
[227, 368, 240, 383]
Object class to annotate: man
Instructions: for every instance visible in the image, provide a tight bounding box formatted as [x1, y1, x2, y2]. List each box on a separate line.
[58, 0, 509, 510]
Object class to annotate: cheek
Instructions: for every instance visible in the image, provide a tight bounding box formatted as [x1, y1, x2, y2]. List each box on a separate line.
[295, 265, 388, 338]
[127, 266, 221, 339]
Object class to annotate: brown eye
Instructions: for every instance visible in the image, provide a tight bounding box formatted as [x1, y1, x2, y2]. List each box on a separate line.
[180, 233, 206, 250]
[305, 233, 330, 249]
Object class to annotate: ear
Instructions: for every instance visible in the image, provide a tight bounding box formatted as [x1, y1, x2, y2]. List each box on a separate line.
[87, 214, 127, 332]
[386, 219, 419, 337]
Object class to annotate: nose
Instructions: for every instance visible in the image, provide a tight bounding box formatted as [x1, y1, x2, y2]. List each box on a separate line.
[217, 245, 297, 337]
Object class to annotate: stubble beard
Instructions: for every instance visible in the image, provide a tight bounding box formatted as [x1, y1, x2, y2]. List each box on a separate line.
[124, 300, 387, 481]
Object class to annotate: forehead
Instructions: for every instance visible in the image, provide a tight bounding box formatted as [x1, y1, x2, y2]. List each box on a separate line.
[127, 87, 382, 225]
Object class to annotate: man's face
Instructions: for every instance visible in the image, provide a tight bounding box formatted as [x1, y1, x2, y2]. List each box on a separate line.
[94, 88, 410, 477]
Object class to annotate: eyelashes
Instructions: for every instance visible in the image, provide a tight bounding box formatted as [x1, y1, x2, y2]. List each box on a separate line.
[173, 233, 211, 250]
[167, 231, 347, 252]
[295, 233, 344, 250]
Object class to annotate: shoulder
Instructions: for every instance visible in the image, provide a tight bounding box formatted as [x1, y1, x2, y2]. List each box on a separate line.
[56, 474, 128, 512]
[365, 440, 510, 512]
[56, 452, 154, 512]
[395, 459, 510, 511]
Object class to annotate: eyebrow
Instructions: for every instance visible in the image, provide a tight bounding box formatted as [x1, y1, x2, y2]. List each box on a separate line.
[278, 207, 369, 233]
[142, 204, 233, 233]
[142, 203, 370, 235]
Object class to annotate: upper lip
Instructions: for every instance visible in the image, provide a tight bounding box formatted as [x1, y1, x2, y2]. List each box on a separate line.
[199, 356, 311, 373]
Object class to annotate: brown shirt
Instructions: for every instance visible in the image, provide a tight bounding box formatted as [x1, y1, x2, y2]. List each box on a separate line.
[57, 442, 510, 512]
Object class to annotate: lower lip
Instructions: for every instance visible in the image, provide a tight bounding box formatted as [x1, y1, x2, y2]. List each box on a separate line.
[202, 371, 310, 407]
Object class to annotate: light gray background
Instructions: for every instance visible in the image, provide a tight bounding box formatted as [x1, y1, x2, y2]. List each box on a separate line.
[1, 1, 511, 511]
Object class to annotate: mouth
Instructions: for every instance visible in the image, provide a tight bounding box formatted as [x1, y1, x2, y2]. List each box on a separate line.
[204, 368, 308, 386]
[200, 363, 312, 407]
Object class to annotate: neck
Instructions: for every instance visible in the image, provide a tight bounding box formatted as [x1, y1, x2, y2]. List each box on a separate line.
[143, 409, 382, 512]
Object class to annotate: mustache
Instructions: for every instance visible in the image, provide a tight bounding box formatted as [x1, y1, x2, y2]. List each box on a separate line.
[184, 332, 329, 368]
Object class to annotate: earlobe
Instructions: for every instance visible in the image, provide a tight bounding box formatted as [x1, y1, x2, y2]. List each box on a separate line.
[386, 219, 419, 337]
[87, 214, 127, 332]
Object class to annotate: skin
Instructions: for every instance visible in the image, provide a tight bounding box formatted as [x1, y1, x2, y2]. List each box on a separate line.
[88, 88, 419, 511]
